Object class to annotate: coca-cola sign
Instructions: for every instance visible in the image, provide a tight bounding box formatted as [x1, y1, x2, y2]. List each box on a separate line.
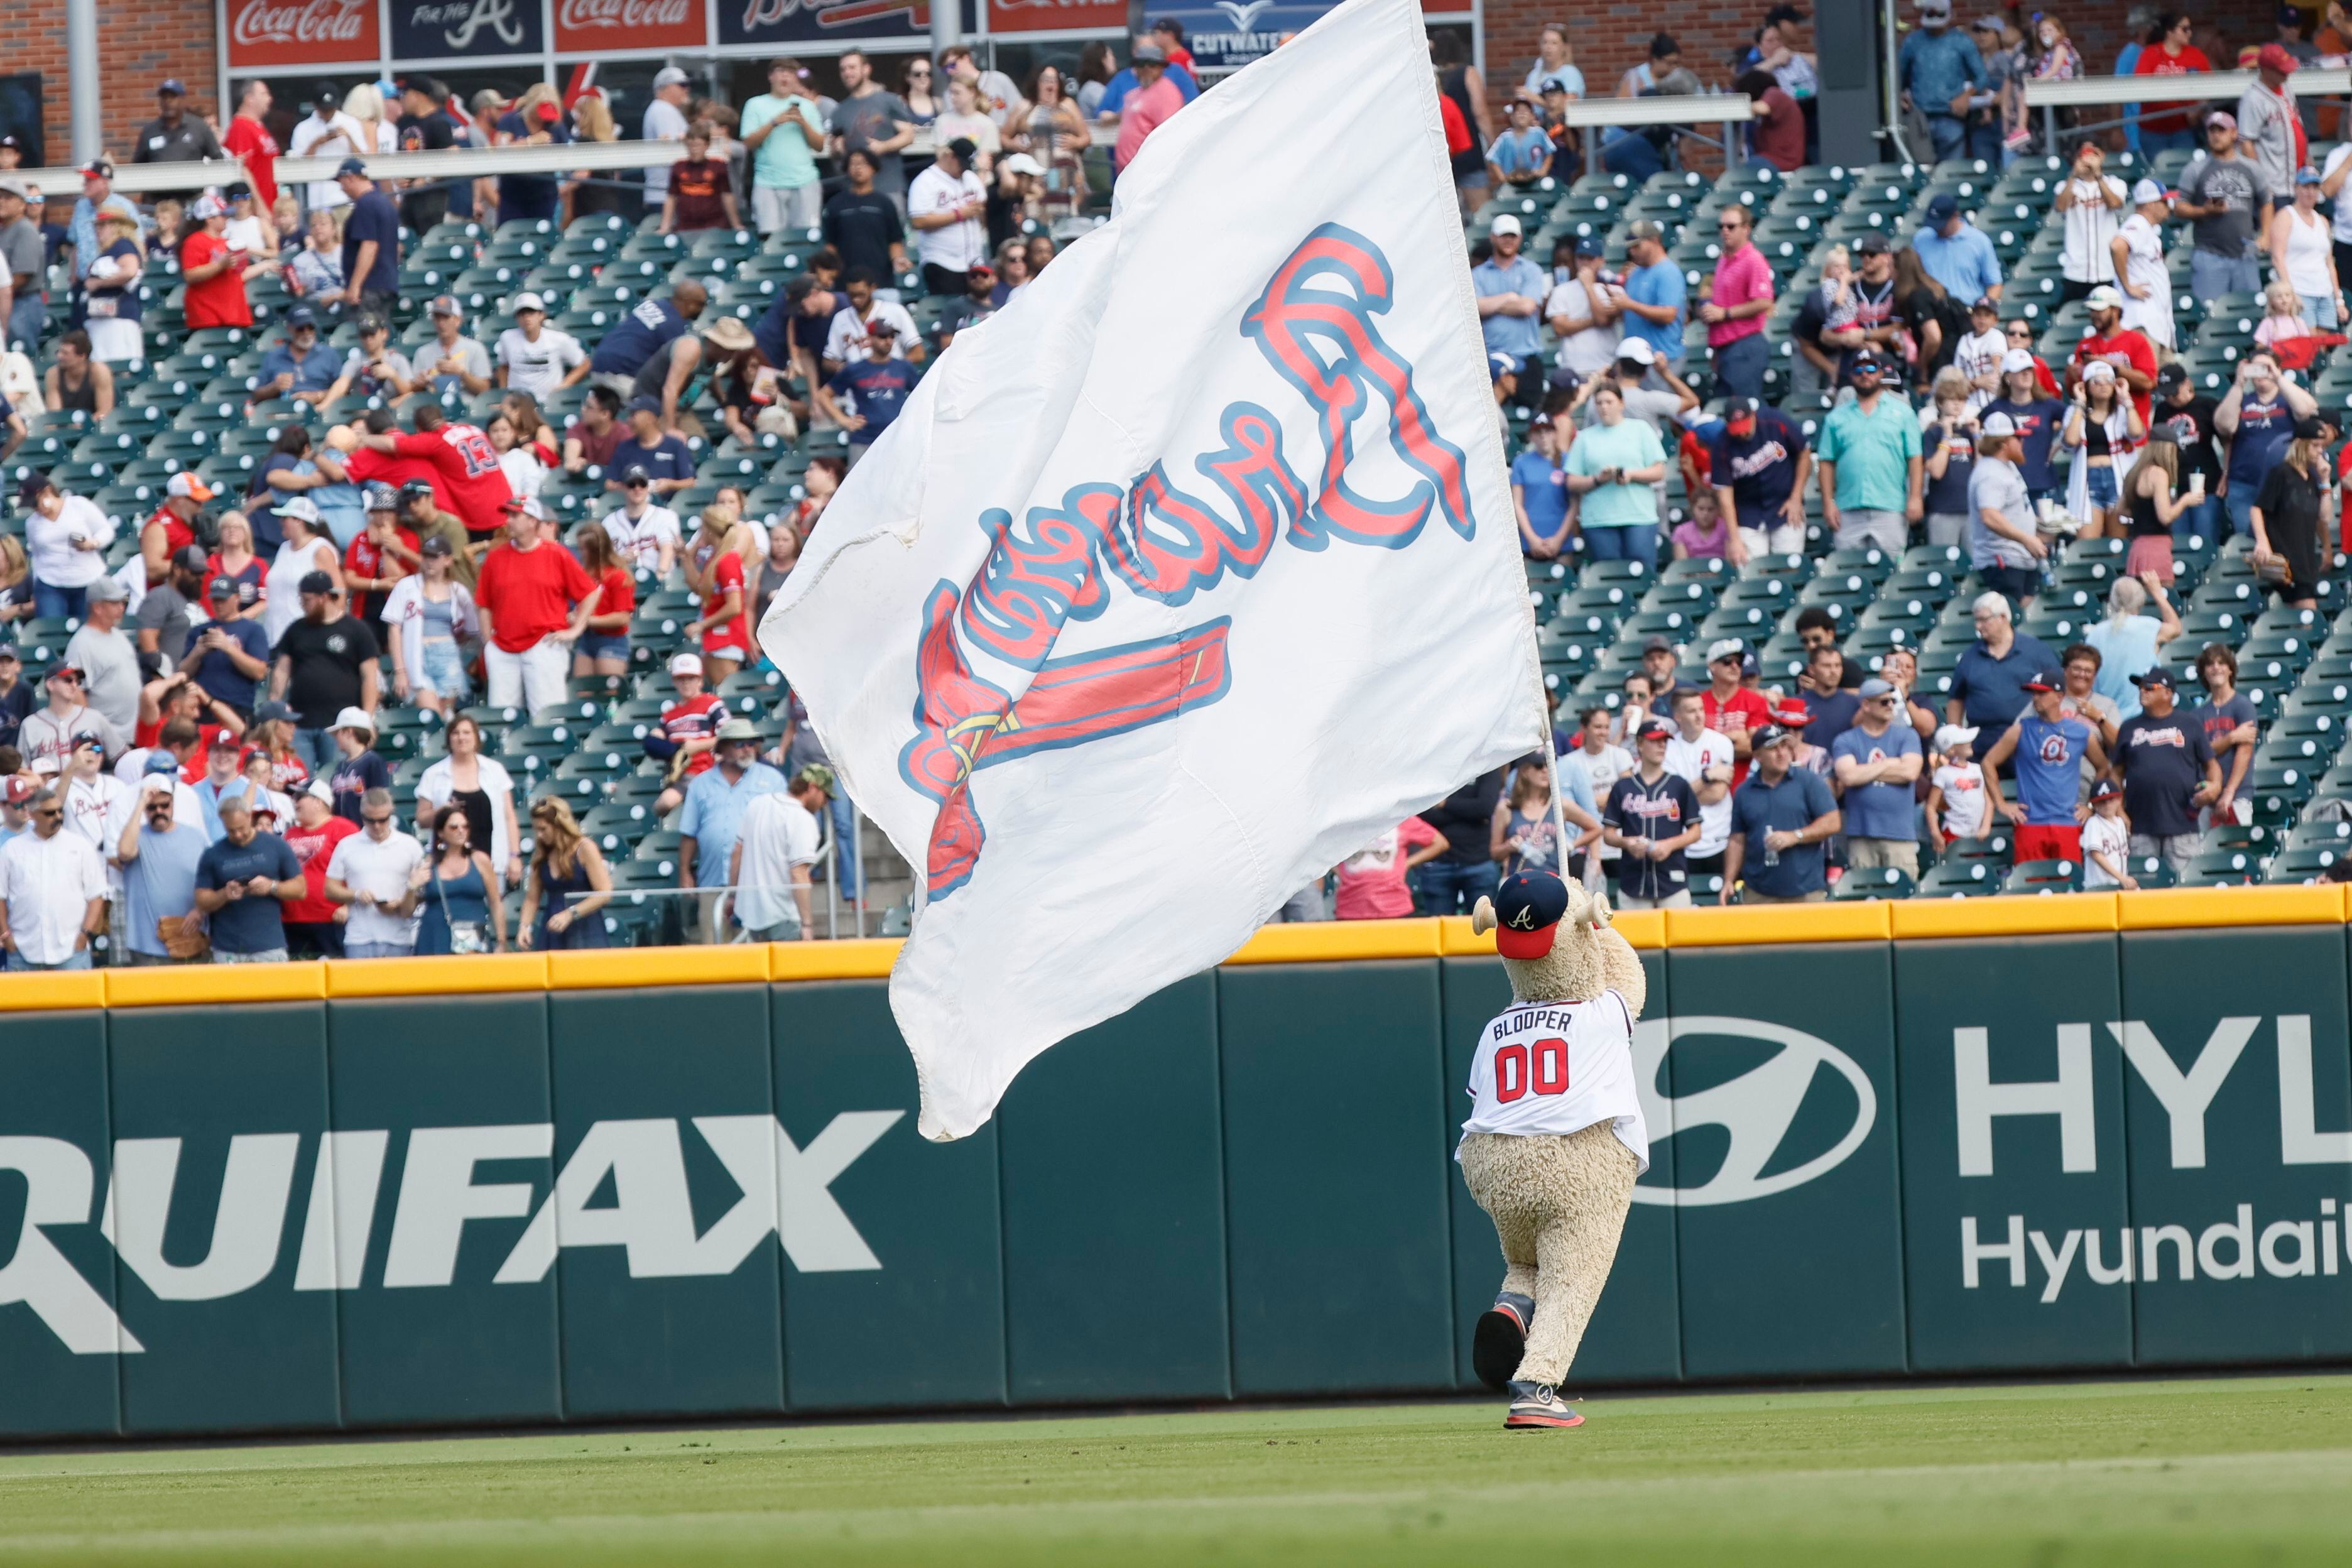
[986, 0, 1128, 34]
[391, 0, 548, 60]
[223, 0, 380, 68]
[553, 0, 708, 53]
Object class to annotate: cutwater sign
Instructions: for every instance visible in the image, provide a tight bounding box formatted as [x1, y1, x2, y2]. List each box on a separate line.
[1168, 1, 1338, 72]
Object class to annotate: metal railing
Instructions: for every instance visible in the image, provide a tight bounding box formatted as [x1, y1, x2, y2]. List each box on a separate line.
[2020, 67, 2352, 155]
[14, 124, 1123, 200]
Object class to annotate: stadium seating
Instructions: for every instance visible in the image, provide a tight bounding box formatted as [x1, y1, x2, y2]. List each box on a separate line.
[11, 140, 2352, 935]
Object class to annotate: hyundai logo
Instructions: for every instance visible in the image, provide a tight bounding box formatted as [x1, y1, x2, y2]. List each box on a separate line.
[1628, 1017, 1876, 1207]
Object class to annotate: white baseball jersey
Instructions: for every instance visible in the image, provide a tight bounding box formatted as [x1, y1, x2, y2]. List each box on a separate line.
[1458, 992, 1649, 1173]
[602, 506, 682, 573]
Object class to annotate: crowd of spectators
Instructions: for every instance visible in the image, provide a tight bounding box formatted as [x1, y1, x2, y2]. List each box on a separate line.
[9, 14, 2352, 954]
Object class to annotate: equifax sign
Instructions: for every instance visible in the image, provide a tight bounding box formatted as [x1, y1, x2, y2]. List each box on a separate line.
[224, 0, 381, 67]
[0, 1111, 902, 1354]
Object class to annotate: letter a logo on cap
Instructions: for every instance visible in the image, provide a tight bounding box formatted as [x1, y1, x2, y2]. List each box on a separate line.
[1493, 870, 1569, 959]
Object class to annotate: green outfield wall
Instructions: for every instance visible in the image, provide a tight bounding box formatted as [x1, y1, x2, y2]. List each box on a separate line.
[2, 891, 2349, 1439]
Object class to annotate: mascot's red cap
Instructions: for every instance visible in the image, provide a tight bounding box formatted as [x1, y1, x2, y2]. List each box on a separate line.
[1493, 869, 1569, 959]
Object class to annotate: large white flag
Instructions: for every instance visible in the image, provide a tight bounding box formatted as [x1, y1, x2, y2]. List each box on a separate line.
[762, 0, 1544, 1140]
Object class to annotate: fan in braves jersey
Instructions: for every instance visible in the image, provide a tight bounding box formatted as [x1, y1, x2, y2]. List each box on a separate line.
[645, 652, 726, 815]
[1458, 869, 1650, 1430]
[356, 403, 514, 536]
[602, 467, 685, 576]
[1600, 717, 1704, 908]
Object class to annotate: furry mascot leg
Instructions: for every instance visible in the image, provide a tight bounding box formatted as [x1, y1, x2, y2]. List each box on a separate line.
[1458, 1124, 1638, 1385]
[1460, 876, 1650, 1424]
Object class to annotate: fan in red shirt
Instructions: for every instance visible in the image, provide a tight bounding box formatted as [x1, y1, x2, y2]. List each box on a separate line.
[180, 195, 254, 330]
[574, 521, 636, 680]
[472, 499, 601, 716]
[222, 83, 281, 210]
[141, 472, 214, 583]
[1700, 637, 1773, 785]
[692, 548, 754, 680]
[2069, 288, 2158, 427]
[357, 403, 514, 536]
[280, 783, 359, 958]
[342, 513, 420, 628]
[648, 651, 726, 815]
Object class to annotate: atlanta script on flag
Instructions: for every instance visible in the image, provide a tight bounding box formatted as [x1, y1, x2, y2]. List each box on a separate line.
[762, 0, 1545, 1139]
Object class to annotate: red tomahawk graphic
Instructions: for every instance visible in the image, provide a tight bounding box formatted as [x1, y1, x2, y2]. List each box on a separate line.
[898, 583, 1233, 898]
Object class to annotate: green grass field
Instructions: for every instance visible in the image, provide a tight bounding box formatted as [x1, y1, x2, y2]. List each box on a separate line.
[2, 1375, 2349, 1565]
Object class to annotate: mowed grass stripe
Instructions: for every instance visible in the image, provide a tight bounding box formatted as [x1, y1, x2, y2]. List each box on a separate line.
[0, 1378, 2344, 1566]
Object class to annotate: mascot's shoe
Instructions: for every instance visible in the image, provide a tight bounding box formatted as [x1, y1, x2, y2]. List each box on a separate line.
[1472, 1293, 1534, 1391]
[1505, 1381, 1584, 1430]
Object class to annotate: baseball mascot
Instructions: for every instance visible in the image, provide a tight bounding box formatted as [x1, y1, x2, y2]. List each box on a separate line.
[1459, 868, 1650, 1430]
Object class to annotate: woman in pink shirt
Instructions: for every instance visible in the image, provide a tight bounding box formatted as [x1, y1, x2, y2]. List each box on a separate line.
[1334, 817, 1446, 919]
[1113, 46, 1186, 174]
[1702, 204, 1775, 400]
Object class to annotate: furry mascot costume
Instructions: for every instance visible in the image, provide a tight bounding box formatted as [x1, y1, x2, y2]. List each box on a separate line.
[1457, 868, 1650, 1430]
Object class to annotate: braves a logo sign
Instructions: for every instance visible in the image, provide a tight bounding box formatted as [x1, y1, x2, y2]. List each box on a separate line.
[897, 225, 1473, 900]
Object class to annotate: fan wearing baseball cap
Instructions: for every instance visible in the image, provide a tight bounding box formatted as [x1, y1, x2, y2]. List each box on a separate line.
[1599, 717, 1703, 909]
[1700, 638, 1773, 783]
[1814, 349, 1922, 555]
[2111, 180, 2179, 351]
[2055, 141, 2130, 303]
[2111, 666, 2221, 876]
[2238, 42, 2307, 201]
[1471, 212, 1551, 413]
[1978, 673, 2109, 864]
[1721, 724, 1838, 904]
[2068, 285, 2158, 427]
[2174, 107, 2273, 307]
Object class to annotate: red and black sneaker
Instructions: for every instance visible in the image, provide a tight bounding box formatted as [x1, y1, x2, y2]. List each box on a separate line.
[1505, 1381, 1583, 1430]
[1472, 1292, 1533, 1391]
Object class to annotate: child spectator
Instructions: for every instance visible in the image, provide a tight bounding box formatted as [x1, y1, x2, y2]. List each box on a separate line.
[1511, 413, 1571, 557]
[1670, 490, 1734, 562]
[2254, 279, 2312, 349]
[660, 122, 739, 235]
[279, 780, 357, 957]
[2080, 777, 2134, 888]
[647, 653, 726, 817]
[1485, 97, 1555, 188]
[325, 708, 392, 824]
[1925, 723, 1988, 844]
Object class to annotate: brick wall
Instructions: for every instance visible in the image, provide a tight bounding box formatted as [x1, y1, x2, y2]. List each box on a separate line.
[1479, 0, 2304, 124]
[0, 0, 219, 167]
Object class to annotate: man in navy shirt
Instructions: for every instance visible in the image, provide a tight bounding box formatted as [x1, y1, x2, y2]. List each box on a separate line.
[258, 306, 340, 406]
[818, 327, 919, 460]
[1723, 725, 1839, 903]
[607, 399, 697, 497]
[1706, 397, 1810, 555]
[180, 576, 272, 717]
[590, 281, 706, 392]
[2111, 668, 2220, 874]
[1947, 591, 2061, 736]
[192, 795, 305, 961]
[333, 159, 399, 321]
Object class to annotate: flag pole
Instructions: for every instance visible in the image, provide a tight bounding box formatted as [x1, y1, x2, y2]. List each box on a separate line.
[1527, 592, 1576, 888]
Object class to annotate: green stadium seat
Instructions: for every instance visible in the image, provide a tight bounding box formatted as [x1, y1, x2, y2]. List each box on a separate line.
[2002, 858, 2082, 895]
[1919, 858, 2001, 895]
[1830, 867, 1915, 901]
